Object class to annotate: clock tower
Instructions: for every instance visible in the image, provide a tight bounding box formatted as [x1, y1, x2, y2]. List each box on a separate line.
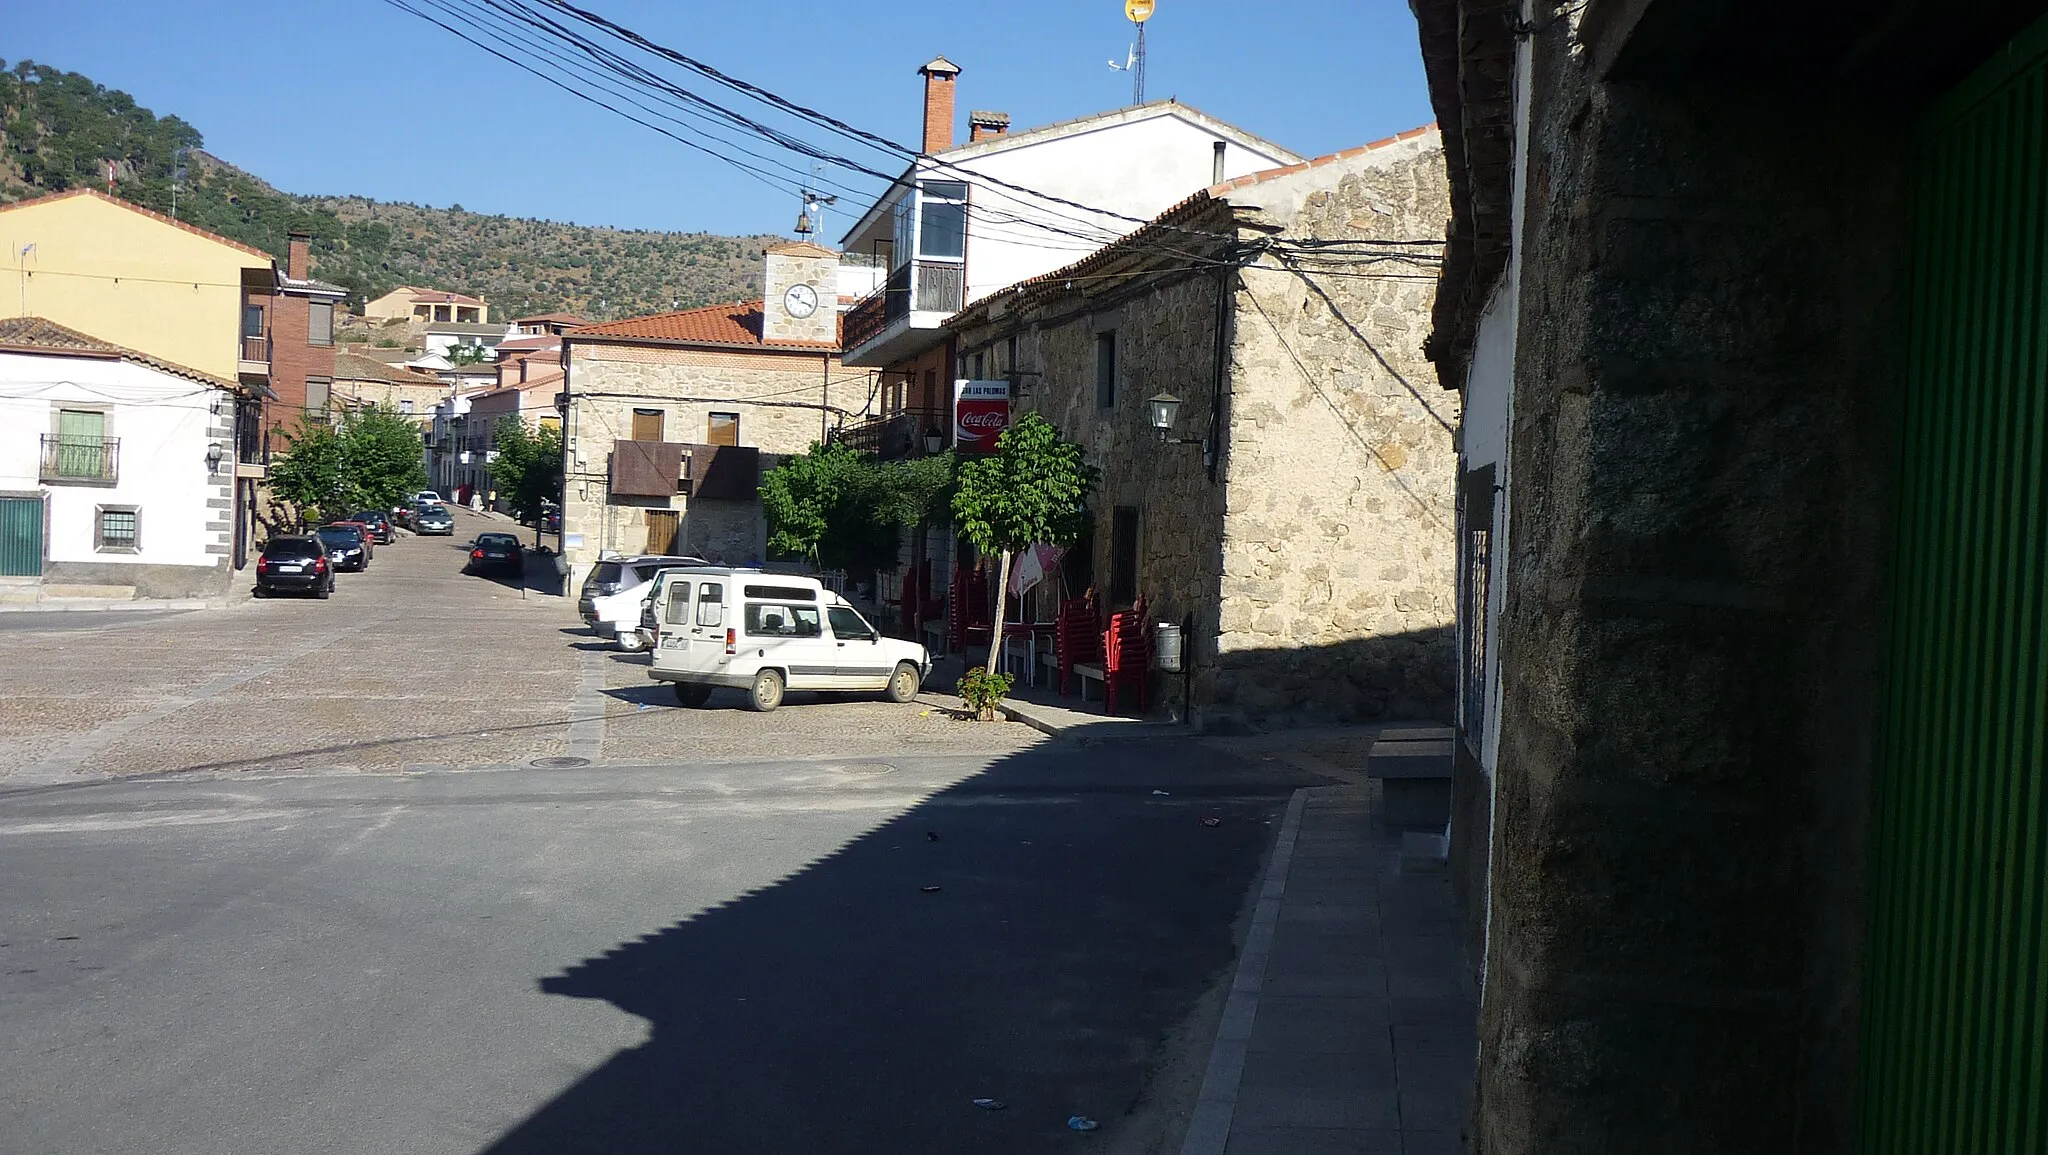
[760, 240, 840, 346]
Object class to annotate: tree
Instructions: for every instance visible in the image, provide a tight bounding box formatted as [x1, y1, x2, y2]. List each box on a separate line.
[266, 422, 350, 529]
[760, 443, 957, 575]
[341, 406, 430, 511]
[492, 418, 563, 530]
[951, 413, 1095, 675]
[445, 343, 490, 366]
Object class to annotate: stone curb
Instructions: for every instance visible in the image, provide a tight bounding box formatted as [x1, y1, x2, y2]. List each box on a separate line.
[1179, 787, 1308, 1155]
[0, 598, 219, 614]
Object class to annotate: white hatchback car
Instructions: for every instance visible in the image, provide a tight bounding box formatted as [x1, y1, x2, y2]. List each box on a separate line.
[579, 554, 708, 651]
[645, 568, 928, 711]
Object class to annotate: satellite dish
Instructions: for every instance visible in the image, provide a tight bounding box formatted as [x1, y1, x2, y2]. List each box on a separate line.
[1126, 0, 1154, 22]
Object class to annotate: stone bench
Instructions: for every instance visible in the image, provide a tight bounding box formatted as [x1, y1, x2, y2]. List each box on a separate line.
[1367, 736, 1454, 828]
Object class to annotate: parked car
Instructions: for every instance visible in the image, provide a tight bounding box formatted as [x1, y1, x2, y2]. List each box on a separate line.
[390, 503, 415, 529]
[415, 491, 444, 505]
[414, 504, 454, 536]
[646, 568, 928, 711]
[314, 524, 370, 572]
[541, 505, 562, 535]
[325, 521, 375, 561]
[578, 554, 708, 652]
[254, 535, 334, 599]
[466, 532, 525, 579]
[350, 510, 394, 544]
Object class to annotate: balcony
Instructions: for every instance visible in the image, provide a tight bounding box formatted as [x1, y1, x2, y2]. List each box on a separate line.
[842, 260, 966, 367]
[235, 412, 273, 480]
[239, 334, 270, 378]
[832, 409, 948, 460]
[41, 435, 120, 484]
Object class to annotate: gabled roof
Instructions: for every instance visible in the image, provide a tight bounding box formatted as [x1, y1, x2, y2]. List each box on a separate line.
[0, 187, 275, 264]
[511, 311, 591, 325]
[765, 240, 838, 258]
[1207, 124, 1437, 195]
[387, 285, 486, 306]
[566, 300, 840, 351]
[333, 351, 446, 387]
[0, 316, 246, 392]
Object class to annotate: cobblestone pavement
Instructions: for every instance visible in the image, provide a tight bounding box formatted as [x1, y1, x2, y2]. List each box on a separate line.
[0, 508, 1036, 787]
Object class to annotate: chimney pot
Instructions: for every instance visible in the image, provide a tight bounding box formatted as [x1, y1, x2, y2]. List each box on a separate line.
[969, 110, 1010, 143]
[919, 56, 962, 154]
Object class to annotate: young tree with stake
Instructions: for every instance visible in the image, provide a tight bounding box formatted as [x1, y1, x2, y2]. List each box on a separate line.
[950, 413, 1095, 677]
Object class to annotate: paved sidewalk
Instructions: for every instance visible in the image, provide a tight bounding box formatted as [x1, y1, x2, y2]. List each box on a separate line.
[1182, 784, 1476, 1155]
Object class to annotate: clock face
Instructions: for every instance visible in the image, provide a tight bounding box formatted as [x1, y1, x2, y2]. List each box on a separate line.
[783, 283, 819, 319]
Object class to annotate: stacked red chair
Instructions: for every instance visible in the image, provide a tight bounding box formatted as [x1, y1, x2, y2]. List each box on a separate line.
[1103, 595, 1152, 716]
[1056, 595, 1102, 696]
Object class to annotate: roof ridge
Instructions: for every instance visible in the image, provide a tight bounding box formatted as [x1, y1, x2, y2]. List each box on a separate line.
[1206, 123, 1440, 196]
[0, 315, 243, 391]
[0, 187, 277, 264]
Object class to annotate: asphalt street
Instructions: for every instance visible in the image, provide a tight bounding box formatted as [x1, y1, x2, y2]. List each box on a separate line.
[0, 510, 1325, 1153]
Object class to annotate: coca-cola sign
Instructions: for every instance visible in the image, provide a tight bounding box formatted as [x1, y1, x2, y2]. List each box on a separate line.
[954, 379, 1011, 453]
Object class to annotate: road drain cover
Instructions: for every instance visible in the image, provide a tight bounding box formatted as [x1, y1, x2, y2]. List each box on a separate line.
[531, 756, 592, 769]
[830, 762, 896, 776]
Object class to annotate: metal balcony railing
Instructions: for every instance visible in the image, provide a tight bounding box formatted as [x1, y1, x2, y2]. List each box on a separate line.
[831, 408, 948, 460]
[241, 335, 270, 363]
[843, 261, 967, 352]
[40, 435, 119, 483]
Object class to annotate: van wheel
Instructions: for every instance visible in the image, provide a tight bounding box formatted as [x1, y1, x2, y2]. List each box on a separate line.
[616, 629, 647, 653]
[885, 662, 921, 704]
[674, 683, 713, 707]
[747, 669, 785, 712]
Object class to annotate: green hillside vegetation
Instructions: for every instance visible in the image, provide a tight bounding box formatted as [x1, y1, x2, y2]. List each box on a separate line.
[0, 59, 780, 321]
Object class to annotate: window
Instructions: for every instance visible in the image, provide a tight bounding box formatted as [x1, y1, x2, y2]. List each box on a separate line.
[891, 196, 916, 271]
[743, 584, 817, 601]
[305, 378, 331, 423]
[708, 412, 739, 447]
[399, 399, 414, 415]
[308, 301, 334, 346]
[1110, 505, 1139, 605]
[828, 606, 875, 641]
[95, 506, 139, 553]
[918, 181, 968, 260]
[242, 304, 265, 339]
[696, 583, 724, 627]
[665, 580, 694, 625]
[1095, 332, 1117, 408]
[744, 602, 822, 638]
[632, 408, 664, 441]
[971, 351, 985, 378]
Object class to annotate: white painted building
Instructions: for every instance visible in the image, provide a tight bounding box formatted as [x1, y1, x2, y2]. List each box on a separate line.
[838, 58, 1301, 369]
[0, 318, 246, 599]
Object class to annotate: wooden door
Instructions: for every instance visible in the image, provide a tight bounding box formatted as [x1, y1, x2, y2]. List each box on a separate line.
[645, 509, 678, 555]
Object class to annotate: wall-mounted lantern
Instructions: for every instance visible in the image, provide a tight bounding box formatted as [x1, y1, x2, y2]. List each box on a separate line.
[1146, 391, 1182, 439]
[923, 427, 946, 455]
[205, 442, 226, 474]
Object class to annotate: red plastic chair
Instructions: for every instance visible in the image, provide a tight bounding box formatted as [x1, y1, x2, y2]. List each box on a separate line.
[1056, 595, 1102, 696]
[1103, 595, 1151, 716]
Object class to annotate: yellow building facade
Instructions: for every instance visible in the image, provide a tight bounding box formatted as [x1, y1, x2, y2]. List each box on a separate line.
[0, 189, 274, 381]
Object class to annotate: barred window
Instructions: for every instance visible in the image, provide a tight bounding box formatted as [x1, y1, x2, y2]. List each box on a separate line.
[96, 507, 139, 552]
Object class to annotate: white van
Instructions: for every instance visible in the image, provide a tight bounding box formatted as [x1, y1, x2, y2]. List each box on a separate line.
[646, 568, 930, 711]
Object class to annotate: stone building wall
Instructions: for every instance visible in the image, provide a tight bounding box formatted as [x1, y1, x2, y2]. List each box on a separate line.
[561, 341, 843, 582]
[1213, 135, 1458, 726]
[952, 133, 1456, 728]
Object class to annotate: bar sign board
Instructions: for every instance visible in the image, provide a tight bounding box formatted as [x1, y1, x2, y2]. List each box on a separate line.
[954, 379, 1010, 453]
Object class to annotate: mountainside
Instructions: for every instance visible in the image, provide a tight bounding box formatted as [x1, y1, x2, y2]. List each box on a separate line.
[0, 59, 779, 321]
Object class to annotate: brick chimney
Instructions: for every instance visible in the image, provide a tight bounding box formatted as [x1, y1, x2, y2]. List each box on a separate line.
[287, 230, 311, 280]
[969, 110, 1010, 143]
[919, 56, 961, 154]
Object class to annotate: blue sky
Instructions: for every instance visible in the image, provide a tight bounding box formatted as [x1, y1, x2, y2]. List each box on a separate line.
[8, 1, 1434, 238]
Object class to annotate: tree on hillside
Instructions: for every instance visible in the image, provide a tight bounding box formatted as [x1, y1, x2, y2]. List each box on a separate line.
[951, 414, 1095, 676]
[492, 418, 563, 531]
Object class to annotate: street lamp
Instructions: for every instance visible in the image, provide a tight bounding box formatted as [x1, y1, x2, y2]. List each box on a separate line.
[204, 442, 225, 474]
[923, 426, 946, 455]
[1146, 391, 1183, 440]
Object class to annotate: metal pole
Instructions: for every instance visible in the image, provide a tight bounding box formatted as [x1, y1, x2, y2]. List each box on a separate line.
[1132, 21, 1146, 105]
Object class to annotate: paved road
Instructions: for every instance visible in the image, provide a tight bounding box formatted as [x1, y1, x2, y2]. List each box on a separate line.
[0, 742, 1312, 1153]
[0, 509, 1331, 1152]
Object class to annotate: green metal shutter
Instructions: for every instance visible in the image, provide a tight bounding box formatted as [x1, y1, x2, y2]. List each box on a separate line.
[1860, 19, 2048, 1154]
[0, 497, 43, 576]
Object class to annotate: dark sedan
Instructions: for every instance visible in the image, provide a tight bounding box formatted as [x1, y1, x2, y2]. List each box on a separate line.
[415, 504, 454, 535]
[351, 510, 395, 543]
[254, 535, 333, 599]
[466, 532, 525, 579]
[315, 524, 369, 572]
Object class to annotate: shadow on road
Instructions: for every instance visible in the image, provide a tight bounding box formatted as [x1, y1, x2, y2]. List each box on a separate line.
[477, 729, 1315, 1154]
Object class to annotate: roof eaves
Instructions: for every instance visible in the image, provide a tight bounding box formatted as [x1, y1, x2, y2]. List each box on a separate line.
[0, 187, 278, 264]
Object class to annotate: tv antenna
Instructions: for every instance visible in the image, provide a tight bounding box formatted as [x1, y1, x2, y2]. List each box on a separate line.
[1108, 0, 1154, 106]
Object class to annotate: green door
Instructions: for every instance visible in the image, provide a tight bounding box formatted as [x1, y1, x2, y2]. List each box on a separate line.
[1860, 19, 2048, 1153]
[0, 497, 42, 576]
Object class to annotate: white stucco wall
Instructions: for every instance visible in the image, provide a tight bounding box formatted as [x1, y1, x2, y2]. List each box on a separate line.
[0, 350, 227, 570]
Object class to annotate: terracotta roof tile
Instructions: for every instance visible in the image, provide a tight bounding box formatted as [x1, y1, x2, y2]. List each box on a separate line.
[566, 300, 839, 350]
[0, 316, 245, 391]
[333, 350, 447, 386]
[0, 187, 275, 263]
[1206, 123, 1439, 195]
